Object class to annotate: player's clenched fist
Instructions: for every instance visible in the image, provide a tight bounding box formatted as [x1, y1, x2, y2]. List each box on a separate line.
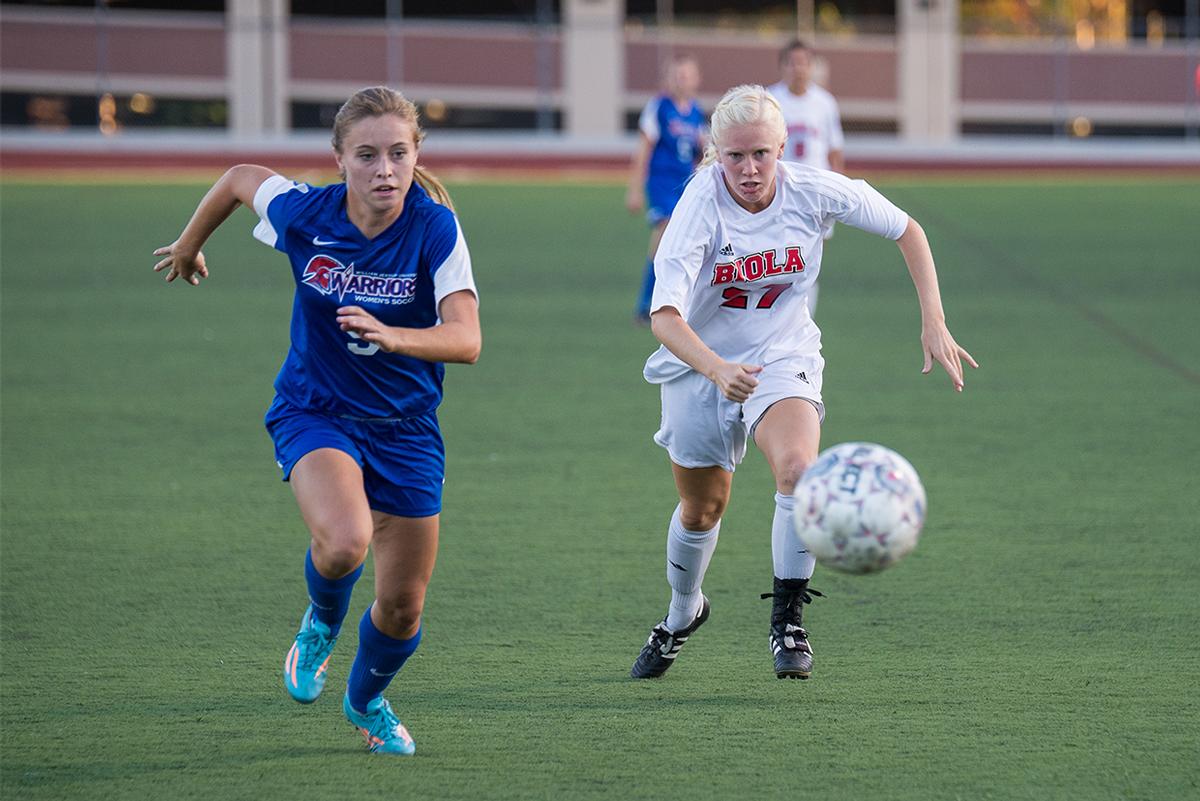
[336, 306, 402, 353]
[710, 362, 762, 403]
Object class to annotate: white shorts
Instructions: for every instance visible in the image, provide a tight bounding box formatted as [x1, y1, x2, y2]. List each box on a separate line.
[652, 355, 825, 472]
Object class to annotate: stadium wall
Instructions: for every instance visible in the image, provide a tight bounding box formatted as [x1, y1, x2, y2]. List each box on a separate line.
[2, 4, 1198, 137]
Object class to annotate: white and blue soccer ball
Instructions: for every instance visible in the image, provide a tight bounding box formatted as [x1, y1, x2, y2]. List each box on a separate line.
[792, 442, 927, 575]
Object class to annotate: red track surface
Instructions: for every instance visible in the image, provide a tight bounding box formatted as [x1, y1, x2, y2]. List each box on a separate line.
[3, 148, 1199, 177]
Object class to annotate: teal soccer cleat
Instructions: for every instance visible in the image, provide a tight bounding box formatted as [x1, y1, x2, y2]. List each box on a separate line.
[283, 605, 337, 703]
[343, 694, 416, 755]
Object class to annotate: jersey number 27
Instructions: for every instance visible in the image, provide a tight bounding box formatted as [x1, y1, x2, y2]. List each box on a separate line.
[720, 283, 790, 310]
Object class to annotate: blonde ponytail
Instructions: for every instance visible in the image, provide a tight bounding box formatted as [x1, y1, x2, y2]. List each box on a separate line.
[413, 164, 454, 212]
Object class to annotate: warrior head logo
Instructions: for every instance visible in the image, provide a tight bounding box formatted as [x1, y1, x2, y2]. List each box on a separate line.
[301, 255, 347, 296]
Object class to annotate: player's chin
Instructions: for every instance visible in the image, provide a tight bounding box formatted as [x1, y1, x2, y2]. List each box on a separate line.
[368, 188, 403, 209]
[737, 183, 765, 201]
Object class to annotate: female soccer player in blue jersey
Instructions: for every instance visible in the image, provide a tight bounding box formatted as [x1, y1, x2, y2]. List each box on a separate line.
[153, 87, 480, 755]
[626, 54, 707, 324]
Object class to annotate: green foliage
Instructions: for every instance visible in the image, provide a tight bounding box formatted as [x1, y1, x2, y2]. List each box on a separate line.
[2, 177, 1198, 800]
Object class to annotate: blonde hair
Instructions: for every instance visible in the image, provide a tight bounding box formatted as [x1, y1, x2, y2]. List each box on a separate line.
[331, 86, 454, 211]
[699, 84, 787, 167]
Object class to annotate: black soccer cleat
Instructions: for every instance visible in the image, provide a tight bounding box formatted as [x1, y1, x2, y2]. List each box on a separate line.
[761, 577, 824, 679]
[630, 596, 711, 679]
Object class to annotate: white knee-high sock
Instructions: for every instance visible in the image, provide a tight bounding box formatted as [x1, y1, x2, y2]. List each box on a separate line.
[772, 492, 815, 580]
[665, 504, 720, 631]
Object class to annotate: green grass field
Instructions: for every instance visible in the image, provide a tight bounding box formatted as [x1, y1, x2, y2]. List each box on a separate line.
[2, 175, 1198, 800]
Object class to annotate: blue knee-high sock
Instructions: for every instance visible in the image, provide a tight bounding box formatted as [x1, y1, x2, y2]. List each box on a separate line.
[304, 548, 363, 636]
[346, 608, 422, 712]
[636, 257, 656, 315]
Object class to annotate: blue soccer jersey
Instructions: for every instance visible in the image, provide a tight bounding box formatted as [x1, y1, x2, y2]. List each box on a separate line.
[252, 176, 477, 420]
[639, 95, 706, 217]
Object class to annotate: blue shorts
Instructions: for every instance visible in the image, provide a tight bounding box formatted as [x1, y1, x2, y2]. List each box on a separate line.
[646, 177, 688, 225]
[264, 395, 444, 518]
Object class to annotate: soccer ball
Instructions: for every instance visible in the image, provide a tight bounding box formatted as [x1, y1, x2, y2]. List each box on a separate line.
[792, 442, 926, 575]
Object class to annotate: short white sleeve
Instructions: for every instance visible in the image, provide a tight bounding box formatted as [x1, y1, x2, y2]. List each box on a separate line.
[432, 220, 478, 309]
[834, 178, 908, 240]
[638, 99, 661, 143]
[251, 175, 306, 249]
[650, 177, 715, 314]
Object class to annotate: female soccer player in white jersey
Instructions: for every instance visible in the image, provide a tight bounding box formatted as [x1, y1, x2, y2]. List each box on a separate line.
[630, 85, 976, 680]
[153, 87, 480, 753]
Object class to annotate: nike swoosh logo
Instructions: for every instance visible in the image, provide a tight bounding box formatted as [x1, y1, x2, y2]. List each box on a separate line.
[312, 236, 338, 246]
[369, 668, 400, 677]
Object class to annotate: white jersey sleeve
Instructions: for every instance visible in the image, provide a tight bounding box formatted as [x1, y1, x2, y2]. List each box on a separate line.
[252, 175, 311, 250]
[432, 219, 477, 308]
[814, 172, 908, 240]
[638, 98, 662, 143]
[649, 174, 716, 315]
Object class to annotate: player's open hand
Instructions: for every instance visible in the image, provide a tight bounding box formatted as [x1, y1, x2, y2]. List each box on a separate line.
[921, 322, 978, 392]
[153, 241, 209, 286]
[337, 306, 401, 353]
[711, 362, 762, 404]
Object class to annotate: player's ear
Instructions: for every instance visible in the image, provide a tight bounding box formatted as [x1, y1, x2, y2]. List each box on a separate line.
[332, 149, 346, 181]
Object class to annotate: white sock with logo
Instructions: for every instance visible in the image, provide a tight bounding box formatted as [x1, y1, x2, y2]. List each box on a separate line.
[772, 491, 815, 580]
[665, 504, 720, 631]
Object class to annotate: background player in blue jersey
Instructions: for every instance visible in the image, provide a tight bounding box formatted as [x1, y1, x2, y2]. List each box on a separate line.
[152, 87, 480, 756]
[625, 54, 707, 325]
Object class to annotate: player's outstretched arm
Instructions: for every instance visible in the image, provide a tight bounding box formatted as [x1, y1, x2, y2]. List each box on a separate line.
[336, 290, 481, 364]
[153, 164, 277, 285]
[895, 217, 979, 392]
[650, 307, 761, 403]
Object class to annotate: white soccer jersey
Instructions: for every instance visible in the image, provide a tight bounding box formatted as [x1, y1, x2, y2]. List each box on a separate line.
[767, 82, 845, 170]
[644, 161, 908, 383]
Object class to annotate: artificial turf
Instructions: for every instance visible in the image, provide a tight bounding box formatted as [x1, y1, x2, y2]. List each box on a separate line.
[2, 175, 1197, 800]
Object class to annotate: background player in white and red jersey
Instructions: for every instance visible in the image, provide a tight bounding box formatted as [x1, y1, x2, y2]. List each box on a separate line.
[768, 39, 846, 313]
[630, 85, 976, 681]
[768, 39, 845, 175]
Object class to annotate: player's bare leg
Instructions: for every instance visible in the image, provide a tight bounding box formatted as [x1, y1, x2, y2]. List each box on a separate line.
[631, 464, 730, 678]
[369, 512, 438, 640]
[341, 512, 438, 755]
[291, 449, 374, 577]
[754, 399, 824, 678]
[284, 449, 373, 702]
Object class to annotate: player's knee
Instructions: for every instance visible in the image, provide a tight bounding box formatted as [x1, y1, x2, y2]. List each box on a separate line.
[310, 529, 370, 578]
[375, 591, 425, 639]
[774, 453, 815, 495]
[680, 498, 726, 532]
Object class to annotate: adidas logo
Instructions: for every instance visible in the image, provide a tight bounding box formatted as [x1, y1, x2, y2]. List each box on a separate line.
[718, 243, 734, 256]
[796, 371, 808, 383]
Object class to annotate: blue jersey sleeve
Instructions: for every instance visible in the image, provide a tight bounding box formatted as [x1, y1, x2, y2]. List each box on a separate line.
[421, 205, 459, 271]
